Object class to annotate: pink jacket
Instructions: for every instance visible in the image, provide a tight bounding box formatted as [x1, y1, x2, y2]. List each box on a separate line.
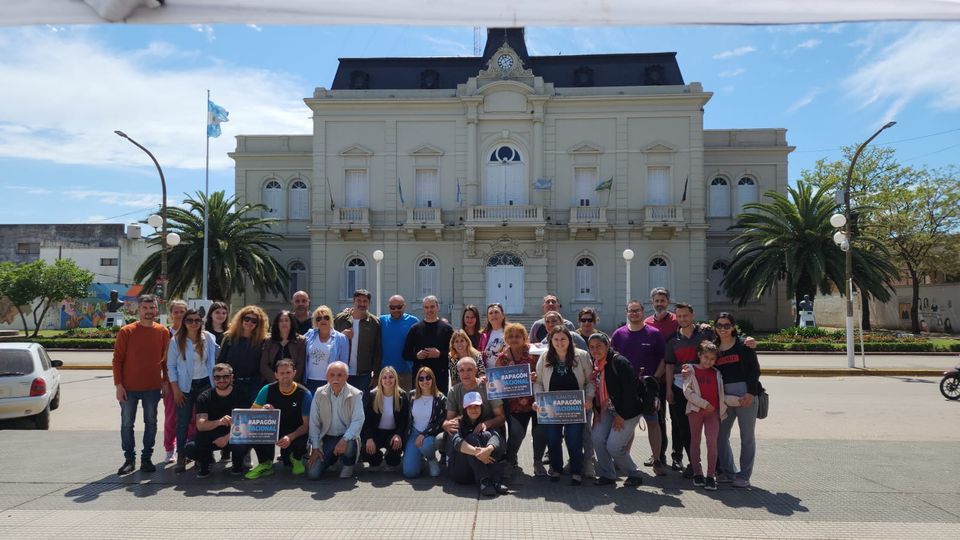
[682, 365, 738, 420]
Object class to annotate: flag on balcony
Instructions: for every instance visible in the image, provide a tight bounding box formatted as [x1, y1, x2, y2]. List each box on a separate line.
[456, 178, 463, 207]
[397, 177, 406, 206]
[533, 178, 552, 190]
[595, 176, 613, 191]
[681, 177, 688, 202]
[207, 100, 229, 138]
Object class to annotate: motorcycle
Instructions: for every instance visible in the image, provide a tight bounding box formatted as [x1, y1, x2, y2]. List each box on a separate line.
[940, 361, 960, 400]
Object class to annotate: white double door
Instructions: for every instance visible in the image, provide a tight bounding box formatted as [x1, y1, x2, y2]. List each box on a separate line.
[485, 266, 524, 314]
[485, 161, 527, 206]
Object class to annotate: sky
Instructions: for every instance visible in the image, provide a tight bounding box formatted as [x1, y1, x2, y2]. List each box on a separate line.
[1, 22, 959, 224]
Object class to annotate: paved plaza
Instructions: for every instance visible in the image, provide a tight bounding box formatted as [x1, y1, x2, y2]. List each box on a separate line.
[1, 372, 958, 538]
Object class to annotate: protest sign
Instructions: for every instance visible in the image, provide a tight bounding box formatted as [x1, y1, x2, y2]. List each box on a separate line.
[230, 408, 281, 445]
[486, 364, 533, 400]
[535, 390, 586, 424]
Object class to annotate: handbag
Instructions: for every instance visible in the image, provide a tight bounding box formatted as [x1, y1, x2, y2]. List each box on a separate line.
[755, 389, 769, 419]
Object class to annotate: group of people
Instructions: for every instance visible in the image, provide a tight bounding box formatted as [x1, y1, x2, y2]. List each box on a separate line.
[112, 286, 762, 495]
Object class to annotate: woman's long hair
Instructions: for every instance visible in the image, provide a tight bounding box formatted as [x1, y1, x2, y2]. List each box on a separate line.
[413, 366, 440, 399]
[545, 326, 577, 368]
[204, 301, 229, 333]
[483, 302, 508, 334]
[372, 366, 403, 414]
[224, 305, 269, 347]
[713, 311, 740, 345]
[175, 309, 205, 360]
[461, 305, 481, 336]
[448, 329, 481, 360]
[270, 310, 300, 342]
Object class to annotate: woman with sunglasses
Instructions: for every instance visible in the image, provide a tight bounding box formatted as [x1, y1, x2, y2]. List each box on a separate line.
[303, 305, 349, 394]
[576, 307, 601, 342]
[361, 366, 410, 472]
[167, 309, 218, 472]
[710, 312, 762, 489]
[204, 301, 230, 346]
[448, 329, 485, 382]
[261, 310, 307, 384]
[460, 305, 482, 350]
[402, 366, 448, 478]
[218, 306, 269, 405]
[479, 303, 509, 370]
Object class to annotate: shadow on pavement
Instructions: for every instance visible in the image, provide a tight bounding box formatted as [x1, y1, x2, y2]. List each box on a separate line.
[505, 471, 684, 513]
[709, 485, 808, 516]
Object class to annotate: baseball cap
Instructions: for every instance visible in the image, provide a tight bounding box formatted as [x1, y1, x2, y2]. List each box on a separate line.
[463, 391, 483, 408]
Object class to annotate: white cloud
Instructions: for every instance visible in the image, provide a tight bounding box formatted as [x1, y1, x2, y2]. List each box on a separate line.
[190, 24, 215, 42]
[786, 89, 821, 114]
[246, 24, 262, 32]
[844, 23, 960, 121]
[713, 46, 757, 60]
[719, 68, 745, 78]
[796, 38, 822, 50]
[0, 28, 311, 171]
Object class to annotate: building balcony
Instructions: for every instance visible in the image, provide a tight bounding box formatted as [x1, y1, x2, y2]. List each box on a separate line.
[568, 206, 607, 235]
[330, 207, 370, 237]
[405, 207, 443, 239]
[465, 205, 545, 227]
[643, 205, 685, 234]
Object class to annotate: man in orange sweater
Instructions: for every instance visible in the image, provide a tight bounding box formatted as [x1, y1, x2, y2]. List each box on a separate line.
[113, 294, 171, 476]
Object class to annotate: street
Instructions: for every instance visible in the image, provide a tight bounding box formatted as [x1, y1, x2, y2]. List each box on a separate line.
[1, 372, 958, 538]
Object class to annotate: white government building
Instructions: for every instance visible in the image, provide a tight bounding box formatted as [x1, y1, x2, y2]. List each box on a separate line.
[231, 28, 794, 332]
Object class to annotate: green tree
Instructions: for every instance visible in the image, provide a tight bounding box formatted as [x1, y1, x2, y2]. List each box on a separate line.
[133, 190, 289, 304]
[0, 259, 94, 337]
[722, 181, 898, 326]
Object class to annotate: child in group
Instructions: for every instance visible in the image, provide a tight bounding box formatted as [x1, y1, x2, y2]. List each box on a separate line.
[682, 340, 736, 490]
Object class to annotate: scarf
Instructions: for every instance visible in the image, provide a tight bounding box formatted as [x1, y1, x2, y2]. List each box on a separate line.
[594, 352, 610, 415]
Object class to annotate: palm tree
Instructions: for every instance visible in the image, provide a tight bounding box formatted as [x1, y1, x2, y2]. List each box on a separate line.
[722, 181, 898, 325]
[134, 191, 289, 304]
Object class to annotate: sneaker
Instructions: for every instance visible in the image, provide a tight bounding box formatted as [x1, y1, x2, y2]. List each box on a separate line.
[693, 474, 706, 487]
[570, 475, 582, 486]
[652, 460, 669, 477]
[117, 459, 135, 476]
[549, 469, 561, 482]
[196, 463, 211, 478]
[717, 473, 735, 484]
[291, 457, 306, 476]
[230, 465, 245, 476]
[244, 463, 274, 480]
[219, 449, 232, 463]
[671, 458, 684, 471]
[139, 458, 156, 473]
[732, 476, 751, 489]
[427, 459, 442, 478]
[682, 464, 694, 479]
[495, 482, 509, 495]
[165, 450, 176, 464]
[338, 465, 355, 479]
[643, 455, 655, 467]
[174, 455, 187, 474]
[624, 475, 643, 487]
[595, 476, 617, 486]
[480, 480, 497, 497]
[705, 477, 718, 491]
[533, 463, 548, 477]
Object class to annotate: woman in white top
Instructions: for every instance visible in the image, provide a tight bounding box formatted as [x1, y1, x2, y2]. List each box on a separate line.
[167, 309, 218, 472]
[303, 305, 349, 393]
[361, 367, 410, 471]
[480, 302, 508, 369]
[403, 366, 448, 478]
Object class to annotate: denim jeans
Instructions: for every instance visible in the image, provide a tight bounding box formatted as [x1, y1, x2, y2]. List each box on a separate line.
[545, 422, 585, 475]
[591, 411, 641, 480]
[402, 427, 437, 478]
[717, 381, 759, 481]
[175, 379, 210, 454]
[120, 389, 161, 461]
[307, 435, 359, 479]
[304, 379, 326, 394]
[362, 428, 403, 467]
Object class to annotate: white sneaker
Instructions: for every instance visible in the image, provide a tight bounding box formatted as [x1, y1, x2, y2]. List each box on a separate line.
[427, 459, 441, 477]
[339, 465, 354, 479]
[165, 450, 176, 463]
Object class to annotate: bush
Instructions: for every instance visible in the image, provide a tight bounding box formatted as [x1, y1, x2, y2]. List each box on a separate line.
[4, 337, 115, 349]
[951, 343, 960, 352]
[61, 327, 120, 339]
[756, 341, 936, 352]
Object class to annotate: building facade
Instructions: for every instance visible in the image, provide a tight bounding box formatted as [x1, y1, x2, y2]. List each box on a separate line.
[231, 29, 794, 332]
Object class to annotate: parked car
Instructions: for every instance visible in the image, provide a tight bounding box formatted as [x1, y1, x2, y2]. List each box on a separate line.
[0, 343, 62, 429]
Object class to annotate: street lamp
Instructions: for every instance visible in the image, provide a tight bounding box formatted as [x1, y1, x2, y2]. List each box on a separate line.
[835, 120, 896, 368]
[115, 130, 170, 300]
[372, 249, 384, 315]
[622, 248, 635, 307]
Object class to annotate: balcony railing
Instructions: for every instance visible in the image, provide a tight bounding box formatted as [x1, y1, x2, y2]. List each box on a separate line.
[406, 207, 442, 225]
[569, 206, 606, 223]
[466, 205, 545, 224]
[643, 205, 684, 223]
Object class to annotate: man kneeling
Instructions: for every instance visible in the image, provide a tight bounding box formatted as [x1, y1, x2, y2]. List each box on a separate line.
[244, 359, 312, 479]
[447, 392, 508, 496]
[182, 363, 250, 478]
[307, 361, 365, 479]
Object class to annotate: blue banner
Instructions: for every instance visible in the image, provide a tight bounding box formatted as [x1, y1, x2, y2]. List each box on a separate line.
[230, 408, 281, 445]
[486, 364, 533, 400]
[535, 390, 586, 424]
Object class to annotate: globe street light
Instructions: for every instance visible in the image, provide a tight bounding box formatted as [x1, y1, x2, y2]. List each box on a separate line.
[840, 120, 896, 368]
[115, 130, 169, 300]
[372, 249, 385, 315]
[622, 248, 635, 307]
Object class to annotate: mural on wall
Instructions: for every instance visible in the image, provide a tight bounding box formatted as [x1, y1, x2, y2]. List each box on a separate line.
[917, 296, 956, 334]
[59, 283, 142, 329]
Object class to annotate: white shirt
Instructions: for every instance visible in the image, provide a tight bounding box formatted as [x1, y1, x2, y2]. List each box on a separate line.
[349, 317, 361, 376]
[411, 396, 434, 432]
[307, 333, 334, 381]
[483, 328, 505, 369]
[328, 387, 348, 437]
[378, 395, 396, 430]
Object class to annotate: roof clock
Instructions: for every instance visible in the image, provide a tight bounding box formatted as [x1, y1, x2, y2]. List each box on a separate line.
[497, 53, 514, 72]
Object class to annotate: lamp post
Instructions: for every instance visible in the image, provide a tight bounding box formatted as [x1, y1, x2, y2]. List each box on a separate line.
[114, 130, 179, 300]
[834, 120, 896, 368]
[372, 249, 385, 316]
[622, 248, 635, 307]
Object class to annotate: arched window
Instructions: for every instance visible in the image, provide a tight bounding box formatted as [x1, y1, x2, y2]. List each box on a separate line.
[342, 257, 367, 299]
[289, 180, 309, 220]
[416, 257, 439, 298]
[487, 253, 524, 267]
[648, 256, 670, 293]
[262, 180, 284, 218]
[709, 177, 731, 217]
[709, 260, 730, 302]
[489, 145, 523, 163]
[288, 261, 307, 296]
[575, 257, 596, 301]
[736, 176, 758, 216]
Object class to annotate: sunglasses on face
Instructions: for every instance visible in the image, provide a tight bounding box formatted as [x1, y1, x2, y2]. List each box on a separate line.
[715, 323, 734, 330]
[627, 308, 642, 314]
[242, 316, 259, 324]
[213, 374, 232, 380]
[315, 315, 331, 322]
[388, 305, 404, 310]
[580, 318, 594, 323]
[185, 318, 203, 324]
[418, 375, 433, 382]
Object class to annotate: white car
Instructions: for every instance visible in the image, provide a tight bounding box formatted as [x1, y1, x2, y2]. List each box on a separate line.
[0, 343, 62, 429]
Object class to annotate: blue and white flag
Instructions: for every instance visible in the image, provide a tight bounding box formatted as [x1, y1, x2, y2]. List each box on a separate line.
[456, 178, 463, 207]
[397, 177, 406, 206]
[533, 178, 553, 190]
[207, 100, 229, 138]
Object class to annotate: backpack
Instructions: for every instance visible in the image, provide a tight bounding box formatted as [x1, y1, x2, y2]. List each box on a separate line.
[637, 375, 660, 416]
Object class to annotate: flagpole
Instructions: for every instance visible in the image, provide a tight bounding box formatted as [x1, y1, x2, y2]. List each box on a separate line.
[202, 89, 210, 301]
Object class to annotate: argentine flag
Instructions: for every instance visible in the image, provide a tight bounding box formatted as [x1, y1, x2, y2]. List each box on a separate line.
[207, 100, 229, 138]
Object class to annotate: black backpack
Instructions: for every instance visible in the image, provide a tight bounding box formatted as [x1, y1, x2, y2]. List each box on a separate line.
[637, 375, 660, 416]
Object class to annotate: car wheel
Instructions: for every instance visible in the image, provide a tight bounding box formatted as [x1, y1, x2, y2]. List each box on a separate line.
[50, 388, 61, 411]
[34, 406, 50, 430]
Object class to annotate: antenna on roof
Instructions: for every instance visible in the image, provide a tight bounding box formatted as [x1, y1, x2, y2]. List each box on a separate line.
[473, 27, 481, 55]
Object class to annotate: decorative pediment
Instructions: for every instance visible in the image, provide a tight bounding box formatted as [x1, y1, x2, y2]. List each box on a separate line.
[477, 42, 534, 81]
[640, 141, 678, 153]
[410, 144, 444, 156]
[338, 144, 374, 156]
[568, 142, 603, 154]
